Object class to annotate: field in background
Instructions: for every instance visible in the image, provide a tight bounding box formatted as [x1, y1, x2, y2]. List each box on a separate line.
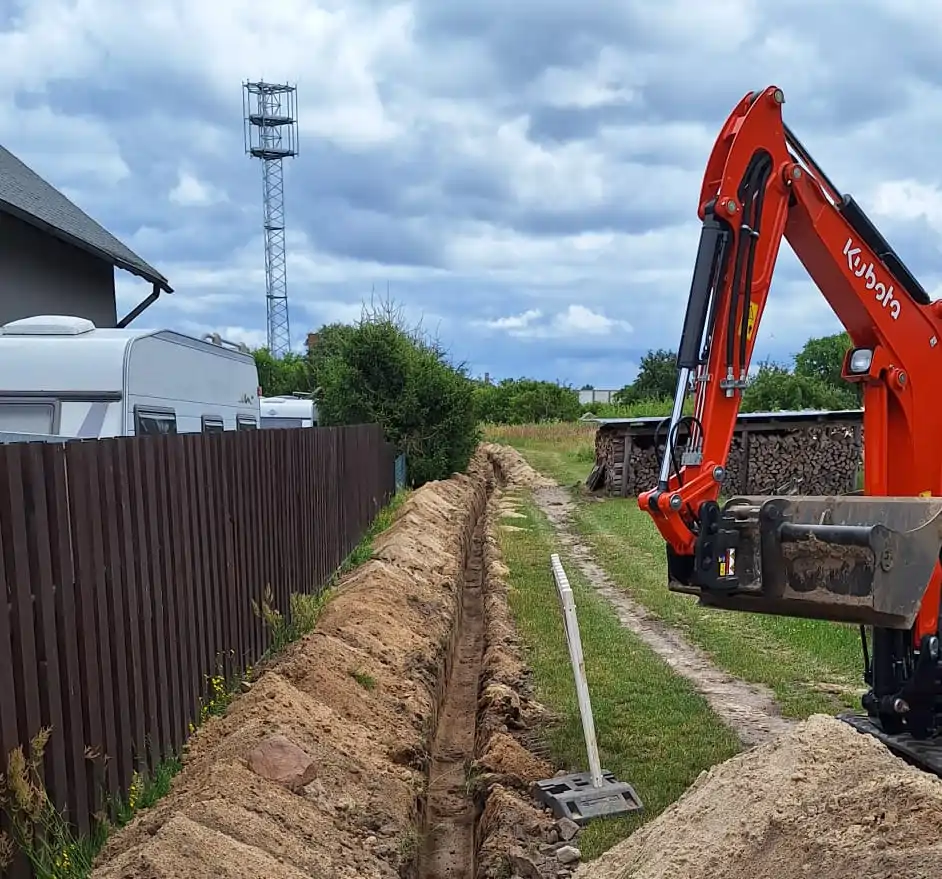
[484, 422, 596, 485]
[497, 493, 740, 858]
[486, 422, 865, 718]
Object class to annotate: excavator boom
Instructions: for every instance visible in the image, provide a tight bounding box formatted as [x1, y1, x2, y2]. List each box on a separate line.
[639, 86, 942, 769]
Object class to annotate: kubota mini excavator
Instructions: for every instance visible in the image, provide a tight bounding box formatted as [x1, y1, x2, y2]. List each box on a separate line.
[639, 85, 942, 774]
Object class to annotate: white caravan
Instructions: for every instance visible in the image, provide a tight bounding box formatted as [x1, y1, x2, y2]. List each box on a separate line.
[0, 315, 261, 438]
[259, 395, 318, 429]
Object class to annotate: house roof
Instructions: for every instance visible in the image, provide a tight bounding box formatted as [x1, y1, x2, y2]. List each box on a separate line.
[0, 145, 172, 293]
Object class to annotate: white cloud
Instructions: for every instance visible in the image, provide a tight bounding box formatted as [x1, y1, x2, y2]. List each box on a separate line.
[870, 179, 942, 234]
[169, 170, 227, 207]
[479, 305, 632, 339]
[482, 309, 543, 331]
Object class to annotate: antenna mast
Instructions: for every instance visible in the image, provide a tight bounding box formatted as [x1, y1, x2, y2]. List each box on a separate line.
[242, 80, 299, 357]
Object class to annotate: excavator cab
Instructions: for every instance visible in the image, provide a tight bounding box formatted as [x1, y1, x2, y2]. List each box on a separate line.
[638, 86, 942, 771]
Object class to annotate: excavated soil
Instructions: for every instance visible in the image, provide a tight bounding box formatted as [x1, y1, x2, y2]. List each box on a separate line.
[91, 452, 497, 879]
[91, 441, 936, 879]
[578, 713, 942, 879]
[418, 516, 486, 878]
[480, 445, 942, 879]
[89, 444, 568, 879]
[473, 446, 594, 879]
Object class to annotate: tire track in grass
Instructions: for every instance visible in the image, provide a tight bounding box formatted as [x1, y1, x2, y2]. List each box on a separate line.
[534, 484, 795, 748]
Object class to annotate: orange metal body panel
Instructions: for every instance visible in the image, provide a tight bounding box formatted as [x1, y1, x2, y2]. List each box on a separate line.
[638, 85, 942, 644]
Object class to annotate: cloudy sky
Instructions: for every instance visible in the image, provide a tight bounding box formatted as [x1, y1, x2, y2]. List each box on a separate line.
[3, 0, 942, 388]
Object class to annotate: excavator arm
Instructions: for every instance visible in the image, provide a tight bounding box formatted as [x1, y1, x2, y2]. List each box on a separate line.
[638, 86, 942, 758]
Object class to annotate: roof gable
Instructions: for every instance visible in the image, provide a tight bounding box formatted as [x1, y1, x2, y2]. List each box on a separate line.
[0, 145, 171, 292]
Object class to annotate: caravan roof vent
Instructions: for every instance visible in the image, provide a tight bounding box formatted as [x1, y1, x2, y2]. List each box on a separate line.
[1, 315, 97, 336]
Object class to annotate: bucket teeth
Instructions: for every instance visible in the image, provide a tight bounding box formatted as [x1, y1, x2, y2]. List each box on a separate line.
[668, 495, 942, 629]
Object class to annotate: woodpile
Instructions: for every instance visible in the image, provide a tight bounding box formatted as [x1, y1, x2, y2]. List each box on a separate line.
[745, 424, 861, 495]
[591, 417, 861, 498]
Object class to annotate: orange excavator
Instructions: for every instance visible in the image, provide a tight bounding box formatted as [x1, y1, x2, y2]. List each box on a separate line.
[639, 85, 942, 772]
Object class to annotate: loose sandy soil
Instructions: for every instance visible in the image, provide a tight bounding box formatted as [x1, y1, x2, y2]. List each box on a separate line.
[91, 453, 494, 879]
[90, 441, 942, 879]
[577, 713, 942, 879]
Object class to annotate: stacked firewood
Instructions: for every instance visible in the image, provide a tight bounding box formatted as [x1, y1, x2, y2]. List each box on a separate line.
[744, 424, 861, 495]
[590, 422, 861, 497]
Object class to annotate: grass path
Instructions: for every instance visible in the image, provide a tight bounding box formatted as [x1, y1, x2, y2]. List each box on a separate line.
[533, 484, 795, 746]
[485, 426, 865, 719]
[496, 489, 741, 859]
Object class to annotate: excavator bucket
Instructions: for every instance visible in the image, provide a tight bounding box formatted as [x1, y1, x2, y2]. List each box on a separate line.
[670, 495, 942, 629]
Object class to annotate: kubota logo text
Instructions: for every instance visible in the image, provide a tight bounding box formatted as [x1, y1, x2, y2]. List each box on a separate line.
[843, 238, 901, 320]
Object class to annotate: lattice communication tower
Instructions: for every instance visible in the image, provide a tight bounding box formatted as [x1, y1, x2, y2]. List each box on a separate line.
[242, 81, 299, 356]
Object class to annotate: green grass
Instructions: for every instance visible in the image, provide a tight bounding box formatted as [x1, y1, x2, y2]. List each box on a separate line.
[573, 499, 864, 717]
[491, 428, 866, 719]
[349, 668, 377, 690]
[484, 423, 596, 487]
[497, 492, 741, 859]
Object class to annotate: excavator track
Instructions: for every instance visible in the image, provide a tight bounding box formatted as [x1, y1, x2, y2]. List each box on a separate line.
[839, 713, 942, 778]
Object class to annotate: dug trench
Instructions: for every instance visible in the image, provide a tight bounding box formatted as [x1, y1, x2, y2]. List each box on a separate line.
[87, 445, 575, 879]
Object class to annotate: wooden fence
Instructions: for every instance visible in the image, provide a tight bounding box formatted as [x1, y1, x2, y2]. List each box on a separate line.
[0, 424, 396, 875]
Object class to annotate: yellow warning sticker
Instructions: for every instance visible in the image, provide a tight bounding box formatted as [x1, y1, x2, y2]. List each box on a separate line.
[746, 301, 759, 341]
[920, 490, 932, 497]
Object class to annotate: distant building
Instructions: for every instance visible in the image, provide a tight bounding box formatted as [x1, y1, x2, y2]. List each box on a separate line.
[578, 388, 618, 406]
[0, 145, 171, 328]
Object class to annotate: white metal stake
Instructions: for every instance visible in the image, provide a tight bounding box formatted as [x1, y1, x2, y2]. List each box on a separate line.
[550, 553, 604, 789]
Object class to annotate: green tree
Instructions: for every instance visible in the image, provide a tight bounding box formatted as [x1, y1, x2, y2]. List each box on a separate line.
[254, 349, 315, 397]
[316, 301, 480, 487]
[740, 360, 857, 413]
[306, 322, 355, 386]
[473, 377, 582, 424]
[793, 331, 860, 406]
[614, 348, 679, 405]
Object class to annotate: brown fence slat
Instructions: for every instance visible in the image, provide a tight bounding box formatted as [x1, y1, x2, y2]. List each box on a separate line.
[139, 439, 172, 762]
[0, 445, 43, 751]
[182, 437, 209, 709]
[65, 441, 107, 812]
[153, 438, 184, 751]
[0, 471, 24, 875]
[22, 444, 69, 813]
[98, 441, 134, 794]
[44, 444, 89, 833]
[228, 433, 248, 673]
[201, 436, 225, 689]
[81, 442, 121, 800]
[248, 432, 261, 665]
[217, 436, 238, 680]
[112, 439, 148, 776]
[126, 438, 163, 769]
[167, 437, 198, 727]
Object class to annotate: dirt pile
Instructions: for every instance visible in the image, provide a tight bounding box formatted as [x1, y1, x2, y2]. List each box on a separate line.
[578, 713, 942, 879]
[91, 454, 493, 879]
[483, 443, 554, 490]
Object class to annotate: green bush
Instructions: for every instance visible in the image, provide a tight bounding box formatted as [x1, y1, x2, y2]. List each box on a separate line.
[316, 302, 480, 487]
[740, 361, 857, 412]
[254, 349, 315, 397]
[473, 378, 582, 424]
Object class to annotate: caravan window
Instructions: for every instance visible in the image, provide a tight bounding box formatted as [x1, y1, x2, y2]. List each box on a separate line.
[202, 417, 225, 434]
[135, 408, 177, 436]
[236, 416, 257, 431]
[0, 400, 56, 435]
